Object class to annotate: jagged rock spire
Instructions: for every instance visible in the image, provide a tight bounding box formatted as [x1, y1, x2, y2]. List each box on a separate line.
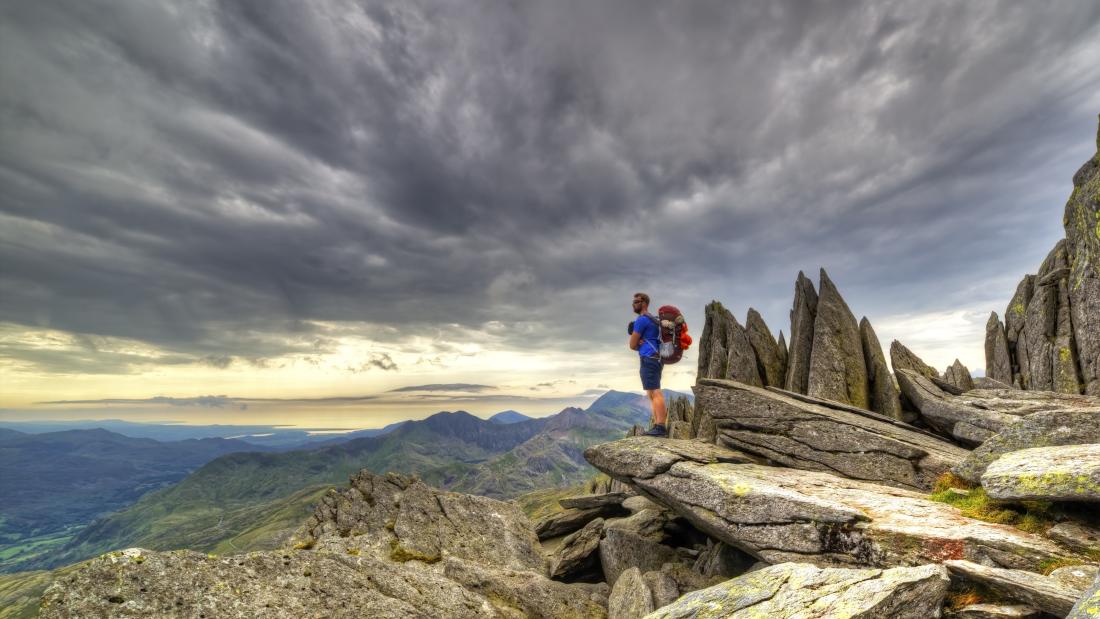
[783, 271, 818, 393]
[744, 308, 786, 387]
[984, 311, 1013, 385]
[860, 317, 904, 420]
[806, 270, 868, 408]
[1063, 114, 1100, 395]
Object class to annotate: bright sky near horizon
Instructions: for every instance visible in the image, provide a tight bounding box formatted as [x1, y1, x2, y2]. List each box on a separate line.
[2, 2, 1100, 428]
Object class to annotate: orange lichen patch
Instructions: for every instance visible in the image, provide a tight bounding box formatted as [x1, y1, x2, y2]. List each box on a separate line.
[921, 537, 966, 562]
[945, 587, 984, 610]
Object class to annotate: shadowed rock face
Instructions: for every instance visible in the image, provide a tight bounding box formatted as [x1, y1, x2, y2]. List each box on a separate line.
[644, 562, 950, 619]
[696, 301, 761, 386]
[745, 308, 786, 387]
[807, 269, 869, 409]
[784, 271, 819, 394]
[986, 312, 1014, 386]
[861, 317, 905, 420]
[1065, 117, 1100, 396]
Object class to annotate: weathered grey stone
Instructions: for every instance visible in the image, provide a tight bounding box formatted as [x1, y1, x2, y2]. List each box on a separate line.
[609, 567, 653, 619]
[694, 378, 968, 491]
[949, 603, 1041, 618]
[954, 409, 1100, 483]
[696, 301, 761, 386]
[1047, 521, 1100, 555]
[745, 308, 786, 387]
[1065, 120, 1100, 397]
[981, 444, 1100, 502]
[599, 528, 679, 587]
[622, 496, 659, 514]
[944, 359, 976, 392]
[535, 504, 625, 540]
[1051, 564, 1099, 592]
[666, 397, 694, 427]
[301, 471, 545, 573]
[1053, 244, 1085, 394]
[946, 559, 1085, 618]
[548, 517, 604, 580]
[1006, 276, 1036, 389]
[807, 269, 869, 409]
[784, 271, 819, 394]
[560, 493, 629, 510]
[861, 317, 905, 421]
[777, 331, 789, 383]
[1020, 242, 1068, 391]
[604, 508, 669, 542]
[585, 439, 1072, 571]
[691, 538, 755, 579]
[895, 369, 1025, 444]
[891, 340, 941, 379]
[643, 562, 950, 619]
[642, 569, 681, 610]
[1068, 567, 1100, 618]
[441, 556, 611, 618]
[975, 377, 1013, 390]
[986, 312, 1015, 387]
[667, 421, 692, 439]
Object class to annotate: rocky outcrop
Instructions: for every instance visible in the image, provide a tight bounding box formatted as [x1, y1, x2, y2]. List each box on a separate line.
[696, 301, 761, 386]
[745, 308, 786, 387]
[1064, 120, 1100, 397]
[694, 378, 967, 491]
[981, 444, 1100, 501]
[861, 317, 905, 420]
[608, 567, 654, 619]
[1018, 241, 1083, 393]
[643, 562, 950, 619]
[1069, 568, 1100, 619]
[784, 271, 818, 394]
[986, 312, 1014, 386]
[560, 493, 629, 510]
[41, 471, 609, 618]
[946, 560, 1087, 618]
[1047, 521, 1100, 556]
[944, 359, 976, 392]
[585, 438, 1072, 571]
[954, 409, 1100, 483]
[892, 340, 941, 379]
[550, 517, 605, 580]
[896, 369, 1028, 444]
[1006, 275, 1036, 389]
[535, 503, 627, 540]
[807, 269, 870, 408]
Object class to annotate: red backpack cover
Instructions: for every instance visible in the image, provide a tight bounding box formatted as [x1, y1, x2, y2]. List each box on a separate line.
[655, 305, 692, 364]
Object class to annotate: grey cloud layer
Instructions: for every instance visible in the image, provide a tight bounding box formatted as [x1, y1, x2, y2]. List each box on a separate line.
[2, 1, 1099, 373]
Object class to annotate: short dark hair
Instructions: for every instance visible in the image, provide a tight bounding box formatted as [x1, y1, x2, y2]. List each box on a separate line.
[633, 292, 650, 306]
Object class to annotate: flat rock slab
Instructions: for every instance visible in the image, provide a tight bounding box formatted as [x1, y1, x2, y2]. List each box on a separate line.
[949, 603, 1040, 618]
[549, 517, 605, 580]
[585, 439, 1073, 571]
[695, 378, 968, 491]
[643, 562, 949, 619]
[955, 409, 1100, 483]
[946, 559, 1085, 618]
[534, 503, 626, 540]
[982, 444, 1100, 501]
[1048, 521, 1100, 555]
[1069, 569, 1100, 618]
[560, 493, 630, 510]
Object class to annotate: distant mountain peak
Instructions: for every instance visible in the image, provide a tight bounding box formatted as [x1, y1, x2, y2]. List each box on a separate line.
[488, 410, 532, 424]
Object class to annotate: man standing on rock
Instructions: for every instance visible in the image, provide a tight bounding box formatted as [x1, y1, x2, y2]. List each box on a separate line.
[629, 292, 668, 437]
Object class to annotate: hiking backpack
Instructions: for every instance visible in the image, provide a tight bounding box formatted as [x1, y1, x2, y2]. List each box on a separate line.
[653, 305, 692, 364]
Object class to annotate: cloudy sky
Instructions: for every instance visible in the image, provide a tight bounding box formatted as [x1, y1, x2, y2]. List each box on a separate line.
[2, 1, 1099, 428]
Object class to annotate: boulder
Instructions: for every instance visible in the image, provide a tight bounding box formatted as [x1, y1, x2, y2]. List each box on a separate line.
[694, 378, 968, 491]
[585, 438, 1072, 571]
[944, 359, 976, 392]
[784, 271, 819, 394]
[1068, 568, 1100, 618]
[954, 409, 1100, 483]
[861, 317, 906, 420]
[441, 556, 611, 618]
[745, 308, 787, 387]
[945, 559, 1085, 618]
[807, 269, 869, 408]
[642, 570, 681, 610]
[1051, 564, 1099, 592]
[643, 562, 950, 619]
[1047, 521, 1100, 556]
[1064, 120, 1100, 397]
[895, 369, 1028, 444]
[560, 493, 629, 510]
[891, 340, 941, 379]
[622, 496, 660, 514]
[548, 517, 605, 580]
[535, 504, 626, 540]
[981, 444, 1100, 502]
[608, 567, 653, 619]
[986, 312, 1015, 387]
[599, 528, 679, 587]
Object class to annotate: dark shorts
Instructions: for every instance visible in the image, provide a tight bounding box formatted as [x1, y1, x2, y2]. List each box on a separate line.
[640, 356, 663, 390]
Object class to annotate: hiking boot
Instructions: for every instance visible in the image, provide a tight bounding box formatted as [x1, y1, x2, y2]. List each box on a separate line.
[642, 424, 667, 437]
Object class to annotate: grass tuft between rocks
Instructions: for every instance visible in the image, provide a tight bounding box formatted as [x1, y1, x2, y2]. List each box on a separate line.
[928, 473, 1055, 533]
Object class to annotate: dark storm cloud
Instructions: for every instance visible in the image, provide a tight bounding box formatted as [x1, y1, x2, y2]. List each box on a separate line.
[2, 0, 1100, 371]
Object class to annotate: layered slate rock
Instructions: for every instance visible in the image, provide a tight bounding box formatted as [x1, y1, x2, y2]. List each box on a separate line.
[585, 439, 1071, 571]
[954, 409, 1100, 483]
[896, 369, 1027, 444]
[1006, 275, 1036, 388]
[981, 444, 1100, 502]
[949, 603, 1041, 618]
[892, 340, 941, 379]
[41, 471, 609, 619]
[946, 560, 1086, 618]
[807, 269, 870, 409]
[986, 312, 1014, 386]
[549, 517, 605, 580]
[784, 271, 819, 394]
[1065, 117, 1100, 397]
[745, 308, 787, 387]
[944, 359, 976, 392]
[1047, 521, 1100, 556]
[696, 301, 761, 386]
[535, 503, 626, 540]
[643, 562, 950, 619]
[694, 378, 968, 491]
[1020, 241, 1079, 392]
[861, 317, 905, 420]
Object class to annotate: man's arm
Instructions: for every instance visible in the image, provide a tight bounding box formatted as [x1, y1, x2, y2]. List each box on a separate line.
[629, 330, 641, 350]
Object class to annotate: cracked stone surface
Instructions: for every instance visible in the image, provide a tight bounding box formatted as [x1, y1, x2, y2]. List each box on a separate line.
[694, 378, 968, 491]
[981, 444, 1100, 502]
[548, 517, 604, 580]
[643, 562, 949, 619]
[986, 312, 1015, 387]
[1064, 118, 1100, 397]
[954, 409, 1100, 483]
[946, 559, 1086, 618]
[746, 308, 787, 388]
[784, 271, 819, 394]
[585, 438, 1074, 571]
[861, 317, 905, 421]
[807, 269, 869, 409]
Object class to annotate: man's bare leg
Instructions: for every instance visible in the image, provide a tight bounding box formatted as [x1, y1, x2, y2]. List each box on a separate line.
[647, 389, 667, 426]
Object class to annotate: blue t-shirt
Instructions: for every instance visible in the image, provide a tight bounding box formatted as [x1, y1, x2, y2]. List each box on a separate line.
[634, 314, 661, 358]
